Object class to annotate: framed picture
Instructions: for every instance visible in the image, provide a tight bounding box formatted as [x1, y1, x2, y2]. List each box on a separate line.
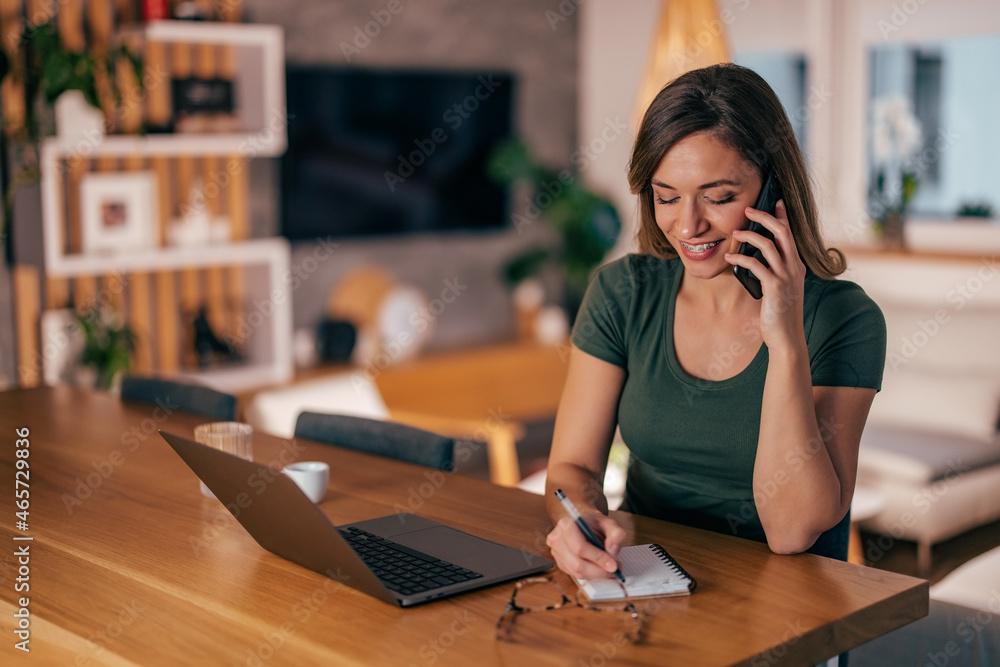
[80, 171, 158, 255]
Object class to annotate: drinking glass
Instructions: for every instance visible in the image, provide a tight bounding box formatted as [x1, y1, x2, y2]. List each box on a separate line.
[194, 422, 253, 498]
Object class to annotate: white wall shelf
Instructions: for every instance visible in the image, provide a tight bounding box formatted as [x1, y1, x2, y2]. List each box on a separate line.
[34, 21, 293, 392]
[43, 235, 289, 278]
[45, 132, 284, 158]
[144, 20, 286, 157]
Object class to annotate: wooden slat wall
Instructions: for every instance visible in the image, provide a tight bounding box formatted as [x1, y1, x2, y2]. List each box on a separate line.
[123, 155, 153, 373]
[179, 269, 202, 369]
[145, 38, 171, 130]
[66, 157, 87, 255]
[171, 39, 205, 370]
[128, 271, 154, 373]
[90, 0, 119, 127]
[152, 150, 180, 374]
[100, 273, 124, 319]
[0, 0, 26, 138]
[196, 39, 230, 340]
[114, 0, 135, 24]
[26, 0, 55, 26]
[73, 275, 98, 314]
[58, 0, 85, 53]
[155, 272, 180, 373]
[13, 265, 40, 388]
[45, 277, 69, 310]
[10, 0, 259, 386]
[116, 33, 144, 135]
[97, 145, 255, 375]
[219, 40, 247, 343]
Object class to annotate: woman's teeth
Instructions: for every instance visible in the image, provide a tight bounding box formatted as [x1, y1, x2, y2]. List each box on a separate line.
[681, 239, 722, 253]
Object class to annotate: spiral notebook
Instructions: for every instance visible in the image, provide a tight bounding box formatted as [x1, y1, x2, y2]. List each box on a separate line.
[576, 544, 696, 601]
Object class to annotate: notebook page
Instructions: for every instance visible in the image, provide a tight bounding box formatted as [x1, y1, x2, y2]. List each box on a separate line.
[579, 544, 692, 601]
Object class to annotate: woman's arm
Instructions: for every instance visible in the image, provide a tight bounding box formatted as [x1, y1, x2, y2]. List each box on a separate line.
[544, 345, 628, 578]
[727, 201, 877, 553]
[756, 353, 876, 553]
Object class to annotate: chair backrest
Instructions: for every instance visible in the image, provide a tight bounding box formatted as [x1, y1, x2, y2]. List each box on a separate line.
[294, 412, 454, 471]
[120, 375, 237, 422]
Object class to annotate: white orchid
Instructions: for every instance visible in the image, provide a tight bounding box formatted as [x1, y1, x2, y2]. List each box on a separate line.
[872, 95, 923, 167]
[869, 94, 924, 245]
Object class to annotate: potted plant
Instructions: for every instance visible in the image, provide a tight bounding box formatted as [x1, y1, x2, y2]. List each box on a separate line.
[868, 95, 923, 248]
[488, 140, 621, 322]
[955, 201, 994, 221]
[75, 305, 135, 391]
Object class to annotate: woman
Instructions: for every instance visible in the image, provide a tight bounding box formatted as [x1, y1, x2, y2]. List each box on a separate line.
[545, 63, 886, 581]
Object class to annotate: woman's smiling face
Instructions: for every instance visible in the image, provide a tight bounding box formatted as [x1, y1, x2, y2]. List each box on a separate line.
[651, 132, 763, 281]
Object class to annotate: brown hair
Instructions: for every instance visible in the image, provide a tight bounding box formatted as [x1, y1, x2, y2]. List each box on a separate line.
[627, 63, 844, 279]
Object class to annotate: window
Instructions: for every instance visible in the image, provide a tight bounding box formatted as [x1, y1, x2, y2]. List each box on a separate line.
[868, 35, 1000, 221]
[734, 51, 809, 156]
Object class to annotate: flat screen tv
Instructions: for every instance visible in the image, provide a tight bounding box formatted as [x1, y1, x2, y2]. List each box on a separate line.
[281, 66, 515, 240]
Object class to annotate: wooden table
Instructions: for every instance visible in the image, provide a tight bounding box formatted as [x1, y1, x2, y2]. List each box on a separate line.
[0, 387, 928, 665]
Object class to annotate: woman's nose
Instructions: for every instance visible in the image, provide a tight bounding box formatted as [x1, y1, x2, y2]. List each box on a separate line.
[676, 201, 709, 239]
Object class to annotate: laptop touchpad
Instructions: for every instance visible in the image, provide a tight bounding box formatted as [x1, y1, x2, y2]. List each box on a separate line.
[393, 526, 510, 564]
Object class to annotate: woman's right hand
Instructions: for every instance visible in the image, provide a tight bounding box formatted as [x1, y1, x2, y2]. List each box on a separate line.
[544, 345, 628, 579]
[545, 511, 626, 580]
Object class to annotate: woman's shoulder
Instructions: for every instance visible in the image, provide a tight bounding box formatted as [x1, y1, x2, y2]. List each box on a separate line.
[803, 272, 887, 387]
[804, 271, 875, 300]
[804, 272, 885, 326]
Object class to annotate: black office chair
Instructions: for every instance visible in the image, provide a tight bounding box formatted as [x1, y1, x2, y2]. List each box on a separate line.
[119, 375, 237, 421]
[294, 412, 454, 471]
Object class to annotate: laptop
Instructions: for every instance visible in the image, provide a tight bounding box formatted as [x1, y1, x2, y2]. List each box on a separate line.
[159, 430, 552, 607]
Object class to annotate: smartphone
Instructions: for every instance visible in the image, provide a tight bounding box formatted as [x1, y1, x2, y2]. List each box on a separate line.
[733, 171, 782, 300]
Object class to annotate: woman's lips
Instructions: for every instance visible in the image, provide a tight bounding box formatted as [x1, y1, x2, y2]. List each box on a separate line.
[678, 238, 723, 260]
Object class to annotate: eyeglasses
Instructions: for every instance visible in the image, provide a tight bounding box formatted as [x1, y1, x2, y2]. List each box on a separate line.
[495, 576, 644, 644]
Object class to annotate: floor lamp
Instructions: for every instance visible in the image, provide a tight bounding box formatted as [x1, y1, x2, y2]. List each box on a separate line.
[634, 0, 732, 122]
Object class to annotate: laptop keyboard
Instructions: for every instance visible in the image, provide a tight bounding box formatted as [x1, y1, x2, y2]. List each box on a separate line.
[339, 527, 484, 596]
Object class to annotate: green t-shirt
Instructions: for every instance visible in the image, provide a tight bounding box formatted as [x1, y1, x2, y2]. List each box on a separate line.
[571, 254, 886, 558]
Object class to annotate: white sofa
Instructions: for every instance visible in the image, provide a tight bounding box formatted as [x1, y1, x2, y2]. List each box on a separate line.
[846, 254, 1000, 574]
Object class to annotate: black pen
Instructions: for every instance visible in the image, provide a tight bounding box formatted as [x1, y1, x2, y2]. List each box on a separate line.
[554, 489, 625, 583]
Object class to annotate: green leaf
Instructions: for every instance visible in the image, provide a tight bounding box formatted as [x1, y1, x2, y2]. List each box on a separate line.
[75, 307, 136, 390]
[488, 139, 622, 297]
[901, 173, 919, 206]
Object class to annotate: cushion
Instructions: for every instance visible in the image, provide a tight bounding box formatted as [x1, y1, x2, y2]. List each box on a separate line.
[867, 368, 1000, 443]
[930, 546, 1000, 612]
[245, 372, 389, 438]
[859, 424, 1000, 484]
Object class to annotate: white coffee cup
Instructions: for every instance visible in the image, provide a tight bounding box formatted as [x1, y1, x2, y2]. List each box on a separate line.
[282, 461, 329, 504]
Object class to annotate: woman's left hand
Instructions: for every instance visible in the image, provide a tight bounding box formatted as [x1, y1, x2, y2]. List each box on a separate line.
[725, 200, 807, 352]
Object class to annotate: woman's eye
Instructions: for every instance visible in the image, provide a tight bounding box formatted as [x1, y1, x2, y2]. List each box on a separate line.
[655, 193, 736, 205]
[707, 195, 736, 205]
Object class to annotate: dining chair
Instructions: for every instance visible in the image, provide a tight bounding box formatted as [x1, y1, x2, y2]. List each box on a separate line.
[119, 375, 238, 421]
[294, 411, 454, 471]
